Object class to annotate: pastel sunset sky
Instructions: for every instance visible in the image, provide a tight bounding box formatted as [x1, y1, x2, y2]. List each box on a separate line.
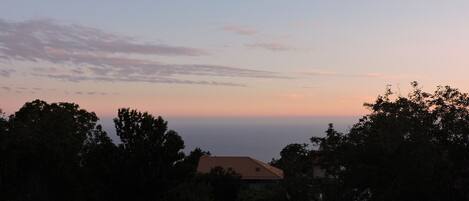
[2, 0, 469, 118]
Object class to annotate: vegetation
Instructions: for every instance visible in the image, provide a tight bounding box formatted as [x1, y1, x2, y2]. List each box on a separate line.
[273, 82, 469, 201]
[3, 82, 469, 201]
[0, 100, 223, 201]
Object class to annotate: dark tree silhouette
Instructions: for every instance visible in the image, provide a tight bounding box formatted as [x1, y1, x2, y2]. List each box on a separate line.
[309, 82, 469, 201]
[271, 143, 315, 201]
[80, 124, 118, 201]
[8, 82, 469, 201]
[0, 101, 230, 201]
[271, 82, 469, 201]
[177, 147, 211, 178]
[237, 184, 287, 201]
[0, 100, 107, 201]
[113, 108, 186, 200]
[0, 101, 247, 201]
[0, 109, 8, 194]
[200, 166, 241, 201]
[164, 179, 214, 201]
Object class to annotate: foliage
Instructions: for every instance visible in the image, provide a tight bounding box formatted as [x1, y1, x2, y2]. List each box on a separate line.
[0, 100, 213, 201]
[164, 166, 242, 201]
[199, 166, 242, 201]
[112, 108, 187, 200]
[309, 82, 469, 201]
[163, 180, 215, 201]
[271, 143, 316, 201]
[7, 82, 469, 201]
[0, 100, 105, 201]
[177, 147, 211, 178]
[237, 184, 287, 201]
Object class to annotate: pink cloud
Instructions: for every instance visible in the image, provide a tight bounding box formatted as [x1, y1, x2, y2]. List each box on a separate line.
[0, 19, 290, 87]
[222, 25, 258, 36]
[245, 42, 292, 51]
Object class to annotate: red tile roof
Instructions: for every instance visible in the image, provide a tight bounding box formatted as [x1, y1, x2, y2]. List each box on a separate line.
[197, 156, 284, 180]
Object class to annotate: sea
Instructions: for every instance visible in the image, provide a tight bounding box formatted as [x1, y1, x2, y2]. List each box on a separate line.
[100, 116, 359, 162]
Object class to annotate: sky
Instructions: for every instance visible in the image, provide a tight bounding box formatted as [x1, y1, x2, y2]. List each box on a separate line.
[2, 0, 469, 119]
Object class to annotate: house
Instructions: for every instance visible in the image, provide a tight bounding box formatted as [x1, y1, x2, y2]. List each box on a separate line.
[197, 156, 284, 183]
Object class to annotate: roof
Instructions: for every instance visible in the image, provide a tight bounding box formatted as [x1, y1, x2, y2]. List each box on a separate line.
[197, 156, 284, 180]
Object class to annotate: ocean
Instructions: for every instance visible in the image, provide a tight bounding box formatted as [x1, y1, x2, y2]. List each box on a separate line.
[100, 116, 359, 162]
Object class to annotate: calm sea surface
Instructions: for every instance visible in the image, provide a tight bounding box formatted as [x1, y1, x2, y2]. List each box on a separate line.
[100, 116, 359, 162]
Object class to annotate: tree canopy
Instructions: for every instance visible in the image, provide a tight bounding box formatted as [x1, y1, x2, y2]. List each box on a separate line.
[0, 100, 217, 201]
[113, 108, 186, 200]
[307, 82, 469, 201]
[0, 100, 107, 200]
[5, 82, 469, 201]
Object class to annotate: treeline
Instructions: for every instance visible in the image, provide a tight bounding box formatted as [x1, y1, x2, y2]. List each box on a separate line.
[272, 82, 469, 201]
[0, 100, 250, 201]
[3, 82, 469, 201]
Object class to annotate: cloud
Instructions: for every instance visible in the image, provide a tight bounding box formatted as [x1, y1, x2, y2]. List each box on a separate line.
[0, 69, 15, 77]
[35, 73, 247, 87]
[245, 42, 292, 52]
[0, 19, 288, 86]
[0, 19, 205, 58]
[222, 24, 295, 52]
[0, 85, 116, 96]
[304, 70, 384, 78]
[34, 49, 284, 79]
[222, 25, 258, 36]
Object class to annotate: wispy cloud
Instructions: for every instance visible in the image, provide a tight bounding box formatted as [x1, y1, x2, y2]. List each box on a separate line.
[0, 19, 287, 86]
[220, 24, 294, 52]
[0, 85, 118, 96]
[0, 19, 205, 58]
[304, 70, 384, 78]
[245, 42, 292, 52]
[35, 73, 247, 87]
[222, 25, 258, 36]
[0, 69, 15, 77]
[34, 49, 284, 78]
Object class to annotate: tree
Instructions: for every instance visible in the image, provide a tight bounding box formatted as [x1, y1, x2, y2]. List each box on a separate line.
[0, 100, 108, 201]
[312, 82, 469, 201]
[162, 148, 213, 201]
[113, 108, 186, 200]
[164, 179, 214, 201]
[177, 147, 211, 178]
[0, 109, 8, 194]
[80, 124, 118, 201]
[0, 109, 6, 135]
[199, 167, 241, 201]
[271, 144, 315, 201]
[237, 183, 287, 201]
[1, 101, 220, 201]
